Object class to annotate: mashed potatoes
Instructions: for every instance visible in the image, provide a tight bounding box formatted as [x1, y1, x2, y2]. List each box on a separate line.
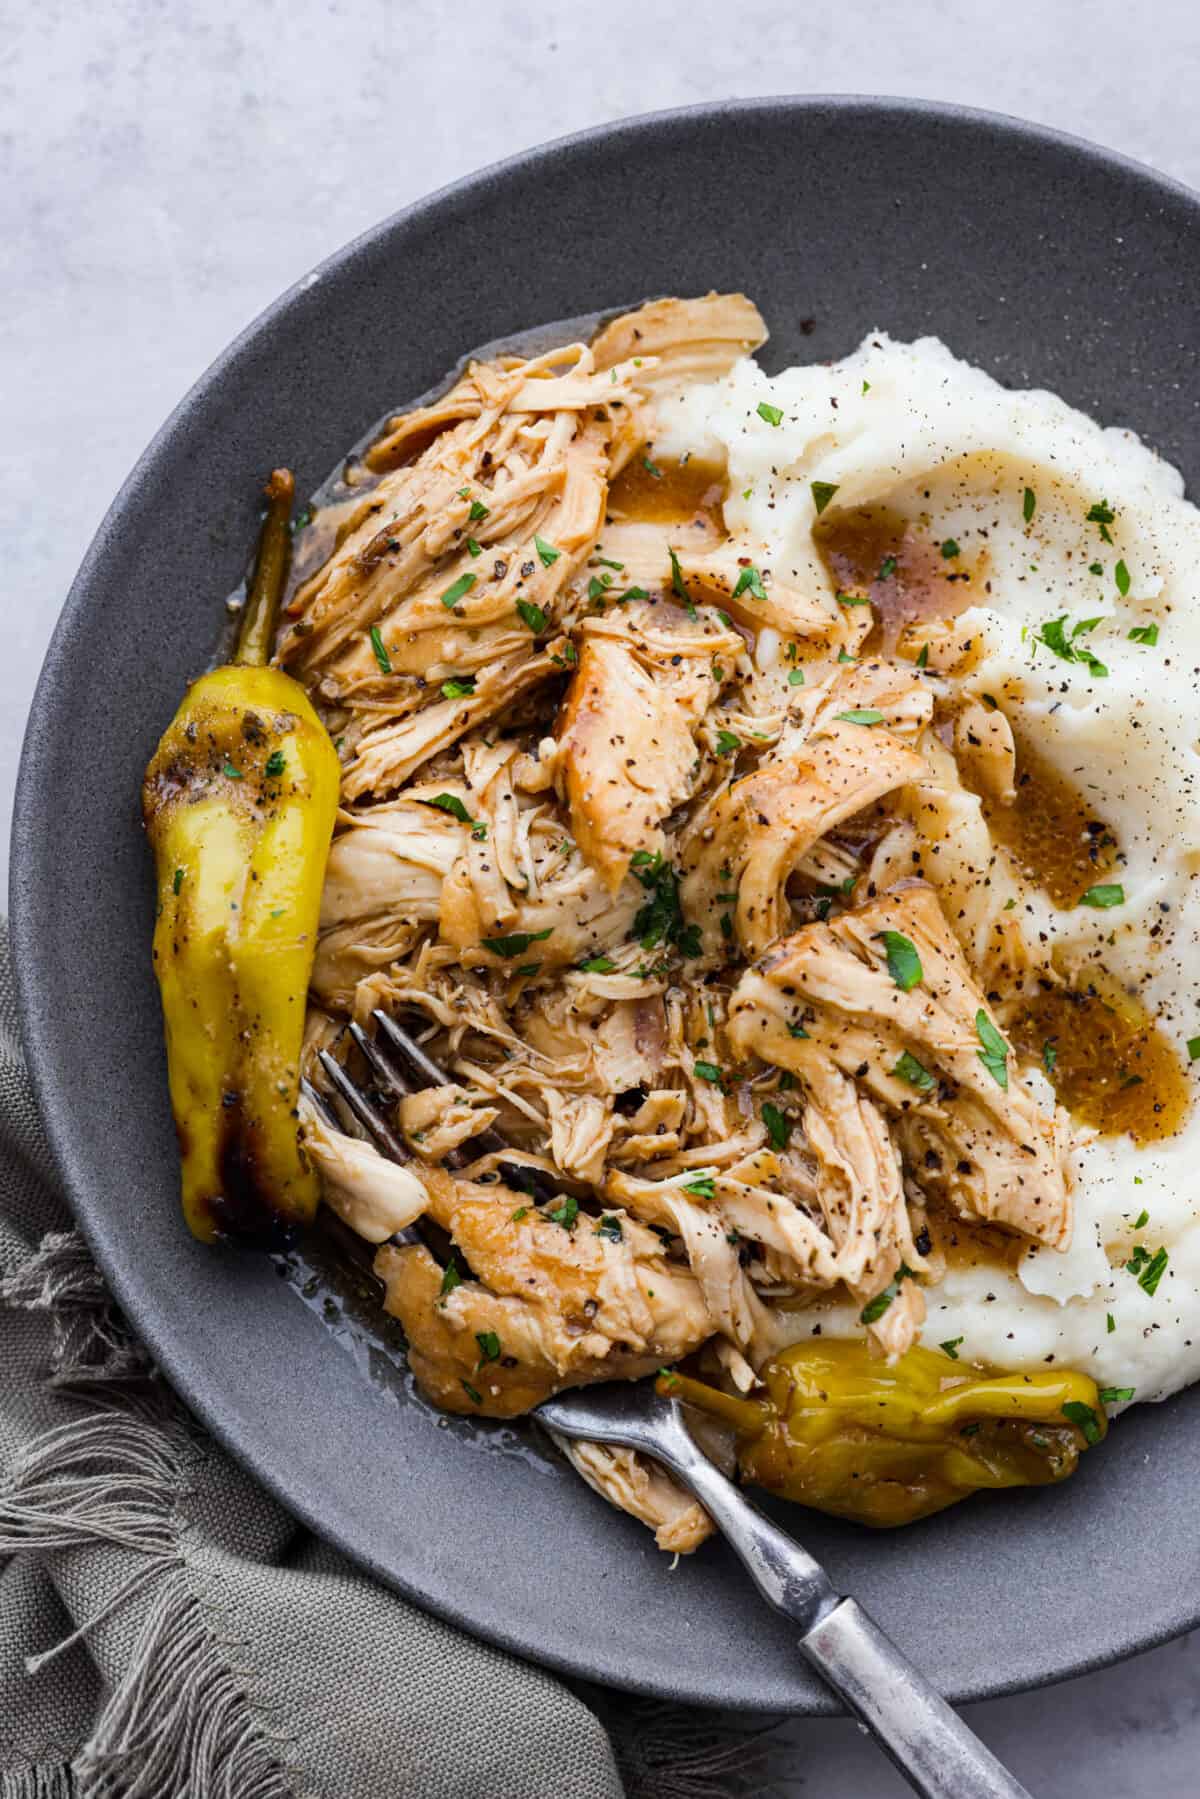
[662, 334, 1200, 1406]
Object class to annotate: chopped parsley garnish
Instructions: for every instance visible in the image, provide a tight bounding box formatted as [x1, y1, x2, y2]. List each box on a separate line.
[579, 955, 616, 974]
[475, 1330, 501, 1364]
[1062, 1400, 1102, 1444]
[732, 564, 767, 600]
[222, 760, 243, 780]
[643, 455, 663, 478]
[466, 538, 482, 556]
[595, 1215, 623, 1241]
[877, 555, 898, 581]
[546, 1195, 579, 1231]
[482, 928, 553, 957]
[460, 1379, 483, 1406]
[510, 1206, 528, 1222]
[1128, 623, 1158, 645]
[1033, 614, 1108, 677]
[1133, 1207, 1150, 1229]
[533, 535, 560, 566]
[1023, 486, 1036, 523]
[264, 749, 287, 780]
[835, 708, 884, 726]
[468, 497, 489, 522]
[1089, 560, 1104, 576]
[621, 584, 650, 603]
[1188, 1036, 1200, 1062]
[1087, 500, 1115, 543]
[630, 850, 698, 956]
[421, 793, 473, 824]
[1127, 1244, 1168, 1296]
[440, 573, 477, 609]
[172, 867, 184, 894]
[693, 1061, 724, 1086]
[941, 539, 960, 559]
[788, 1022, 810, 1039]
[811, 481, 839, 515]
[875, 929, 922, 992]
[1099, 1386, 1134, 1405]
[941, 1338, 963, 1360]
[893, 1051, 935, 1094]
[668, 547, 696, 618]
[439, 1258, 461, 1298]
[1043, 1041, 1058, 1075]
[1078, 883, 1124, 909]
[762, 1102, 791, 1152]
[975, 1010, 1010, 1089]
[916, 643, 929, 669]
[683, 1173, 716, 1199]
[441, 677, 476, 699]
[369, 625, 392, 672]
[757, 400, 784, 427]
[787, 668, 805, 686]
[1114, 559, 1131, 597]
[715, 729, 741, 756]
[594, 556, 625, 571]
[516, 599, 547, 633]
[1107, 1312, 1116, 1333]
[515, 962, 541, 977]
[860, 1265, 914, 1326]
[587, 575, 612, 602]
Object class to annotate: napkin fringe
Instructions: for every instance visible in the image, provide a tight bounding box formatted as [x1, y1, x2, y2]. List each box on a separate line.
[606, 1698, 789, 1799]
[0, 1768, 75, 1799]
[0, 1231, 294, 1799]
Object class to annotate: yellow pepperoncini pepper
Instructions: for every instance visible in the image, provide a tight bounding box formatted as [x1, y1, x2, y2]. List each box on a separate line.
[659, 1339, 1107, 1527]
[142, 471, 340, 1245]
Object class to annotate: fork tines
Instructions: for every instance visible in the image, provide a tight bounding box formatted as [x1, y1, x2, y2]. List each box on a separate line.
[313, 1010, 559, 1204]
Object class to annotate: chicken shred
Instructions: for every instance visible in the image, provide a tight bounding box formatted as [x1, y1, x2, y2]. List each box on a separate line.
[729, 885, 1073, 1256]
[374, 1169, 712, 1417]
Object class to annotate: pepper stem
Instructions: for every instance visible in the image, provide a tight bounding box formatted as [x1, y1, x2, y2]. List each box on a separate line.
[656, 1369, 770, 1439]
[234, 468, 295, 667]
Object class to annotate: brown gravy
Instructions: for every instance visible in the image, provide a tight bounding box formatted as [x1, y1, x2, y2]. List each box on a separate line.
[1010, 985, 1190, 1146]
[607, 455, 726, 529]
[928, 1210, 1027, 1276]
[813, 503, 980, 655]
[979, 731, 1119, 910]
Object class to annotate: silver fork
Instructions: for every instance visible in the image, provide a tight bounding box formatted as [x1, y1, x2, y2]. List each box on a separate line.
[305, 1009, 1030, 1799]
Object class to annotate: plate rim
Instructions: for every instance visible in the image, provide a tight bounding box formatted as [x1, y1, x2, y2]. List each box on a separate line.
[11, 92, 1200, 1712]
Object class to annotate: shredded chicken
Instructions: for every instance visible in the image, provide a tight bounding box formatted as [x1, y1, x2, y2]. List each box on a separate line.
[729, 885, 1073, 1254]
[373, 1170, 712, 1416]
[298, 1098, 429, 1244]
[557, 604, 739, 892]
[287, 293, 1082, 1549]
[551, 1438, 714, 1553]
[680, 701, 928, 959]
[589, 291, 767, 391]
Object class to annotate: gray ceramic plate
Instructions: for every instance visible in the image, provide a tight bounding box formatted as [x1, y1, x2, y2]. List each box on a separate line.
[12, 97, 1200, 1713]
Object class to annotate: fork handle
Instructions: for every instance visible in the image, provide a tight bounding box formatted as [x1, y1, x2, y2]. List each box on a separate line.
[798, 1598, 1030, 1799]
[662, 1444, 1029, 1798]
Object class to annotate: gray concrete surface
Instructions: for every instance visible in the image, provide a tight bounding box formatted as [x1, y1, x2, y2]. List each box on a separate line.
[4, 2, 1200, 1792]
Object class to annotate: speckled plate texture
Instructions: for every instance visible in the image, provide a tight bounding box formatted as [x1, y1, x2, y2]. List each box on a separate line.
[12, 98, 1200, 1713]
